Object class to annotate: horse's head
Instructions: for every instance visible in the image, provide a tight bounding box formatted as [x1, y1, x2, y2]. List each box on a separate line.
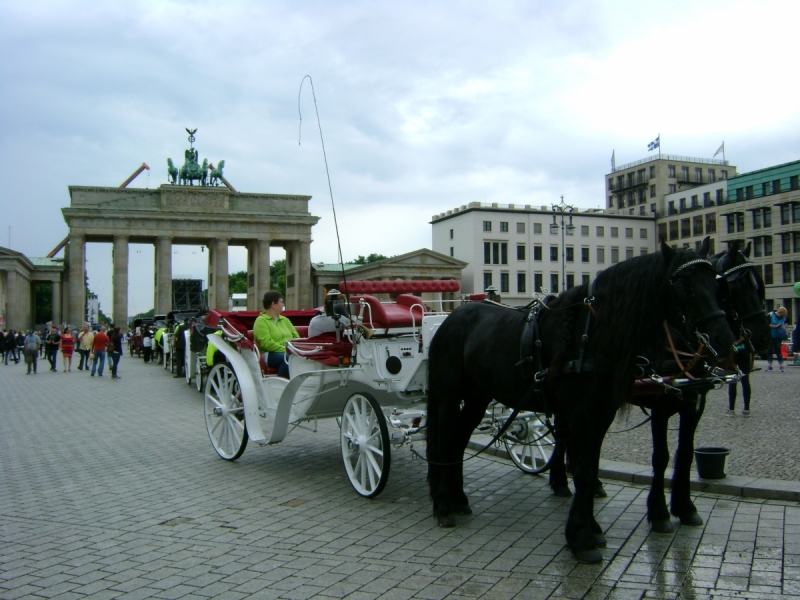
[661, 239, 735, 363]
[202, 158, 209, 169]
[167, 158, 174, 167]
[711, 240, 770, 353]
[218, 160, 225, 169]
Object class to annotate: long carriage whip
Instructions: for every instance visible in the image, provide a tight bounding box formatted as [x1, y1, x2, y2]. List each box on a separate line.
[298, 76, 352, 311]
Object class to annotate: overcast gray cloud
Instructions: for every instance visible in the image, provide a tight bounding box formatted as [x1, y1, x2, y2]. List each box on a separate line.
[2, 0, 798, 316]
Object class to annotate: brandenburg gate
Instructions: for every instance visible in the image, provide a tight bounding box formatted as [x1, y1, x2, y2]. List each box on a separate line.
[61, 140, 319, 326]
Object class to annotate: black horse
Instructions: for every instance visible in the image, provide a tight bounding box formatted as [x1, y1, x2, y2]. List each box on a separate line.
[547, 239, 771, 533]
[426, 242, 735, 563]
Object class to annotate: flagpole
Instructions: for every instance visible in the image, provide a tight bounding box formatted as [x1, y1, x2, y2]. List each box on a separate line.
[658, 133, 661, 158]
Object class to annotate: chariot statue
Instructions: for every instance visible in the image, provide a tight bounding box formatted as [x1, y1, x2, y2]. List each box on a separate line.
[168, 128, 210, 186]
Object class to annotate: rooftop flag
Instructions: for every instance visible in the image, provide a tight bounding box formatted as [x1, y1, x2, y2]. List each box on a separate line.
[647, 135, 660, 152]
[714, 142, 725, 158]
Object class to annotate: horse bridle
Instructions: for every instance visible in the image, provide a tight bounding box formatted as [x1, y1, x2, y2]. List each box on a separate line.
[668, 258, 727, 358]
[715, 259, 764, 353]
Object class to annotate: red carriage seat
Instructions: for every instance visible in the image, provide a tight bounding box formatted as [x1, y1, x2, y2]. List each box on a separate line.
[349, 295, 416, 330]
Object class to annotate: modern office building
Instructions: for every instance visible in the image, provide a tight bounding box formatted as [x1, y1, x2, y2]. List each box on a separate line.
[431, 202, 655, 305]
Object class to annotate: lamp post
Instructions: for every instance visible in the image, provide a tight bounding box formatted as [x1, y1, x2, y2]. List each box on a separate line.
[550, 195, 575, 292]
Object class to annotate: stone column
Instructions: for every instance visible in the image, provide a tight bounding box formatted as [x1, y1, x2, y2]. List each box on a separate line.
[67, 234, 86, 326]
[283, 241, 298, 309]
[297, 240, 312, 310]
[247, 238, 271, 311]
[113, 236, 129, 327]
[51, 280, 62, 325]
[6, 271, 22, 330]
[154, 236, 172, 315]
[212, 238, 229, 311]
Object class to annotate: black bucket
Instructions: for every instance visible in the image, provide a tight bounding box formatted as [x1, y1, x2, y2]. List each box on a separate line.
[694, 446, 730, 479]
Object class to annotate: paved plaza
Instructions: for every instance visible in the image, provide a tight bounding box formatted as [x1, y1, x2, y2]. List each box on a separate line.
[2, 351, 800, 599]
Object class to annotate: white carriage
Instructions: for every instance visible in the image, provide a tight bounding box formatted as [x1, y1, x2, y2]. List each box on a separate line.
[202, 280, 556, 497]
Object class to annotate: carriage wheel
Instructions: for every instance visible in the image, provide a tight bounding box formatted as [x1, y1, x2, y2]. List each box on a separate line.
[204, 363, 248, 460]
[196, 356, 205, 392]
[503, 412, 555, 474]
[340, 393, 391, 498]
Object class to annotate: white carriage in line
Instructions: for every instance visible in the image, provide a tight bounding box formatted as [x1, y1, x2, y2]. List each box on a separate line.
[201, 280, 556, 497]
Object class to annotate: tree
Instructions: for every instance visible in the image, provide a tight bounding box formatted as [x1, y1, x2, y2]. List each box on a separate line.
[271, 259, 286, 296]
[350, 253, 388, 265]
[34, 283, 53, 324]
[229, 270, 248, 294]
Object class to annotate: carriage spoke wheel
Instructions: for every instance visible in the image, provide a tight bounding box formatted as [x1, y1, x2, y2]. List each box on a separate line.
[503, 412, 555, 474]
[340, 393, 390, 498]
[204, 363, 248, 460]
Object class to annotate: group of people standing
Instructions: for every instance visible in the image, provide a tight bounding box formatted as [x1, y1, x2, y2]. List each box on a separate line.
[1, 323, 125, 378]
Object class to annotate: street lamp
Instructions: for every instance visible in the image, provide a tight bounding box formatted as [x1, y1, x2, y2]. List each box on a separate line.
[550, 195, 575, 292]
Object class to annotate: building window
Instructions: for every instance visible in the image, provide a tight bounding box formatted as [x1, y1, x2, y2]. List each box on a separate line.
[773, 179, 781, 194]
[668, 165, 676, 177]
[517, 244, 525, 260]
[483, 272, 493, 290]
[500, 273, 509, 293]
[533, 223, 542, 234]
[639, 228, 648, 239]
[550, 274, 559, 293]
[668, 201, 676, 215]
[764, 264, 773, 285]
[641, 247, 649, 256]
[669, 184, 676, 194]
[669, 221, 679, 240]
[783, 263, 793, 284]
[695, 167, 702, 183]
[533, 245, 542, 261]
[745, 186, 754, 199]
[534, 273, 543, 293]
[596, 226, 604, 237]
[649, 165, 656, 178]
[753, 210, 762, 230]
[582, 274, 590, 285]
[611, 227, 619, 238]
[597, 248, 605, 263]
[483, 221, 492, 232]
[781, 205, 791, 225]
[625, 228, 633, 238]
[517, 273, 526, 293]
[650, 185, 656, 198]
[794, 204, 800, 222]
[483, 242, 508, 264]
[500, 221, 509, 232]
[782, 233, 791, 254]
[449, 247, 454, 257]
[449, 228, 453, 239]
[690, 195, 698, 208]
[681, 219, 691, 238]
[791, 175, 799, 190]
[566, 274, 575, 289]
[737, 213, 745, 232]
[705, 213, 716, 234]
[581, 225, 589, 236]
[581, 247, 590, 262]
[703, 192, 711, 206]
[692, 216, 703, 236]
[681, 166, 689, 180]
[708, 169, 715, 182]
[611, 247, 619, 263]
[754, 238, 763, 257]
[764, 207, 772, 227]
[765, 236, 773, 256]
[716, 189, 724, 204]
[721, 170, 728, 179]
[658, 223, 667, 242]
[517, 222, 525, 234]
[566, 247, 574, 262]
[625, 247, 634, 260]
[550, 246, 559, 261]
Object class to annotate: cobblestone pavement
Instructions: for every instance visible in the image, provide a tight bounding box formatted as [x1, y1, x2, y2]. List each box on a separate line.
[600, 360, 800, 481]
[2, 354, 800, 599]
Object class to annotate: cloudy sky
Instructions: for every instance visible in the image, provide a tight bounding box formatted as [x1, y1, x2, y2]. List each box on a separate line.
[2, 0, 798, 317]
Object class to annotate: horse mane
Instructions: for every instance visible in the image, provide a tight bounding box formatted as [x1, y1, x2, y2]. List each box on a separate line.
[549, 247, 699, 408]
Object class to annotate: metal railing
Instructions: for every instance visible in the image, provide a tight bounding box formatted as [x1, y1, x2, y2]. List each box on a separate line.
[612, 154, 729, 173]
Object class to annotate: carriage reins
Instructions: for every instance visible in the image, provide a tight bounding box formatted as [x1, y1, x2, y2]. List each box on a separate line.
[715, 259, 762, 354]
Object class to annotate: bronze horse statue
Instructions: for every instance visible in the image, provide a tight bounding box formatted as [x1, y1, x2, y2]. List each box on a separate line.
[167, 158, 179, 184]
[209, 160, 225, 186]
[180, 158, 208, 186]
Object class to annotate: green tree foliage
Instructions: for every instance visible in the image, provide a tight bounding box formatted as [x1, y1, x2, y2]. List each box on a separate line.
[350, 253, 388, 265]
[34, 283, 53, 324]
[229, 270, 248, 294]
[271, 259, 286, 296]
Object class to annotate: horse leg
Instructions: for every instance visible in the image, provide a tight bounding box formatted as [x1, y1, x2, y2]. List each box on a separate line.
[549, 415, 572, 497]
[450, 394, 489, 515]
[670, 392, 705, 526]
[647, 404, 674, 533]
[564, 396, 615, 563]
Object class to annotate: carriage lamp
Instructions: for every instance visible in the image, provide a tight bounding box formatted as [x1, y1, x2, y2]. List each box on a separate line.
[485, 285, 499, 302]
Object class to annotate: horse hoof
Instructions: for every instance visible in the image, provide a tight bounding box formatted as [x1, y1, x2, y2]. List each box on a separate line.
[572, 548, 603, 564]
[650, 519, 674, 533]
[594, 533, 607, 548]
[453, 504, 472, 516]
[679, 512, 703, 526]
[552, 485, 573, 498]
[594, 484, 608, 498]
[437, 514, 456, 528]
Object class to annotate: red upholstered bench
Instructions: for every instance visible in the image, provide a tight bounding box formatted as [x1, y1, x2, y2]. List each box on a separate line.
[246, 326, 312, 376]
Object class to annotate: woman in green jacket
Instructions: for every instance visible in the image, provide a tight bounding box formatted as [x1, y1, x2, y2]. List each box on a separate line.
[253, 291, 298, 378]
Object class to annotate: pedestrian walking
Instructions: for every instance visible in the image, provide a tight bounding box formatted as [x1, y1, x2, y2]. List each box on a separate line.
[60, 326, 75, 372]
[5, 330, 20, 364]
[767, 306, 788, 372]
[109, 326, 123, 379]
[76, 325, 94, 371]
[0, 330, 6, 364]
[142, 329, 153, 363]
[727, 344, 753, 416]
[45, 327, 60, 371]
[23, 330, 41, 374]
[90, 326, 109, 377]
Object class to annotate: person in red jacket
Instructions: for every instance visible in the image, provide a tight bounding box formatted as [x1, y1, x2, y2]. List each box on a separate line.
[91, 327, 110, 377]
